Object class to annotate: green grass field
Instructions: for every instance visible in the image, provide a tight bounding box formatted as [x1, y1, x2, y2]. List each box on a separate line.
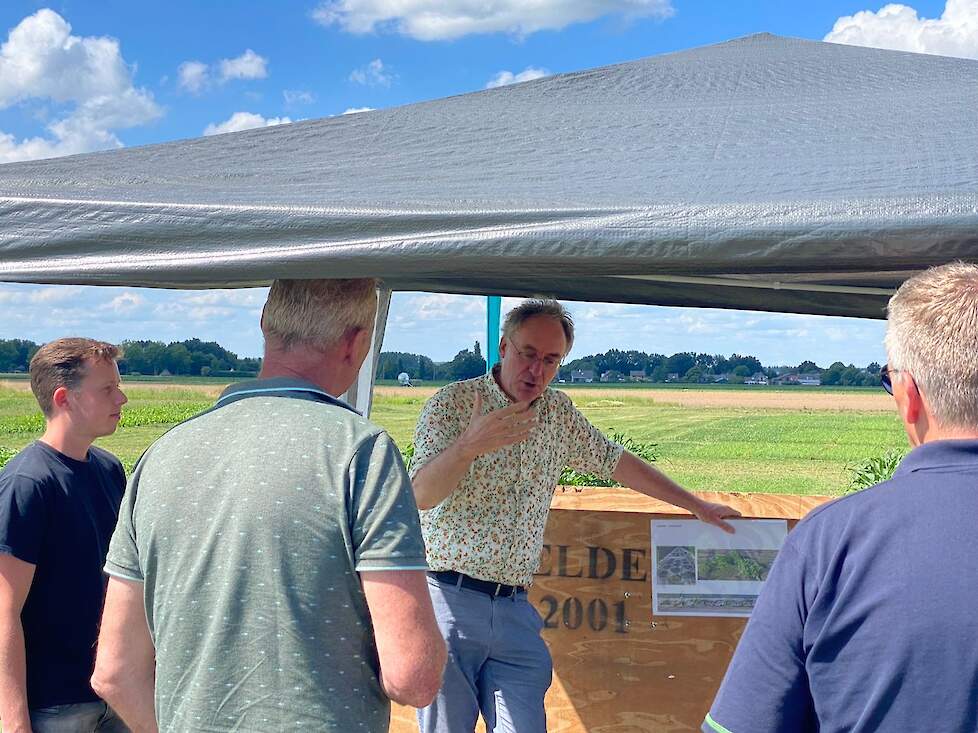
[0, 381, 907, 496]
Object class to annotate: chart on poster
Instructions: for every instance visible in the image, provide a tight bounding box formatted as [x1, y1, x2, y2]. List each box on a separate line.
[651, 518, 787, 617]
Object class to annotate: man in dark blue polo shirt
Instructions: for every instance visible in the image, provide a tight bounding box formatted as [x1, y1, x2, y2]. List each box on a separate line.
[703, 261, 978, 733]
[0, 338, 129, 733]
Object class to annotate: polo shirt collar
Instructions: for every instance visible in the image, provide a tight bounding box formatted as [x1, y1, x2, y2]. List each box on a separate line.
[893, 438, 978, 478]
[215, 376, 358, 414]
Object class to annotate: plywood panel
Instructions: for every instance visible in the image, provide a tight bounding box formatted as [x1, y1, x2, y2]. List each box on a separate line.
[390, 489, 833, 732]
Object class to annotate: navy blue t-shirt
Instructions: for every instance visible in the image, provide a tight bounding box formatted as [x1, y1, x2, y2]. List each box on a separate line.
[704, 439, 978, 733]
[0, 441, 125, 709]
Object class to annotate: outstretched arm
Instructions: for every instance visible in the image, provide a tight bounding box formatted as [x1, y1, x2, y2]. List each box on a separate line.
[612, 451, 741, 532]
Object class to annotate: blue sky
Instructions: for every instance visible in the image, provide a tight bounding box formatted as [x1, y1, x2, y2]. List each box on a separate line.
[0, 0, 964, 365]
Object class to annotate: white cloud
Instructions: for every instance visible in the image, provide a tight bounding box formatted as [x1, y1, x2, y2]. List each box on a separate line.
[342, 106, 375, 114]
[177, 50, 268, 95]
[177, 60, 209, 93]
[103, 292, 145, 313]
[0, 9, 161, 163]
[349, 58, 393, 86]
[219, 49, 268, 81]
[203, 112, 292, 136]
[825, 0, 978, 59]
[284, 89, 315, 105]
[313, 0, 674, 40]
[486, 66, 550, 88]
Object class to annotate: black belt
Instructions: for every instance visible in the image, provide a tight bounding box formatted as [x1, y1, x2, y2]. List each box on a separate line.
[428, 570, 524, 597]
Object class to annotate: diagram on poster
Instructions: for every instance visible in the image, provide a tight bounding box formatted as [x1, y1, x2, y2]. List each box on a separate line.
[651, 519, 787, 617]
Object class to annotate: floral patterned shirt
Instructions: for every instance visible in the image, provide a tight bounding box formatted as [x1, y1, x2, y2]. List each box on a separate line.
[410, 368, 624, 586]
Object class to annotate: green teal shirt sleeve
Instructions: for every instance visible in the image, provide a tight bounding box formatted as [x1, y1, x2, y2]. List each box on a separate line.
[349, 431, 428, 571]
[703, 539, 815, 733]
[104, 461, 145, 582]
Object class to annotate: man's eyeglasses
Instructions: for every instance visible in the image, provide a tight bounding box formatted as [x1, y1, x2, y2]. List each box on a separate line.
[508, 339, 561, 370]
[880, 364, 901, 396]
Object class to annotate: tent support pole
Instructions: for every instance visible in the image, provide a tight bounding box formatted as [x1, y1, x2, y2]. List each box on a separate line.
[486, 296, 501, 372]
[342, 285, 391, 416]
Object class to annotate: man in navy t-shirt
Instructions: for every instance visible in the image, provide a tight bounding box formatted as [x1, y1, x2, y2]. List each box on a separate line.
[704, 261, 978, 733]
[0, 338, 128, 733]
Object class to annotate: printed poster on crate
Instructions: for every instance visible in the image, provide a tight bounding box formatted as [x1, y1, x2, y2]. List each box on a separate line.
[651, 518, 787, 618]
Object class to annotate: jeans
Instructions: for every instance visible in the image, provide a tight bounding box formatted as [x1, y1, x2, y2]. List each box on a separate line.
[418, 575, 553, 733]
[30, 702, 130, 733]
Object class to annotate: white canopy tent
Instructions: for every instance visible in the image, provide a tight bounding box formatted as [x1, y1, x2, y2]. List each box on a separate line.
[1, 32, 976, 411]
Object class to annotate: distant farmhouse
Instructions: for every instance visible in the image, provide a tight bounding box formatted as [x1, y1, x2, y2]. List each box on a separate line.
[771, 372, 821, 386]
[629, 370, 647, 382]
[571, 369, 595, 383]
[745, 372, 769, 385]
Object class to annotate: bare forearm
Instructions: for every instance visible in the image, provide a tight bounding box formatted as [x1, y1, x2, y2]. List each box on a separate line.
[612, 451, 702, 512]
[412, 440, 477, 510]
[0, 615, 31, 733]
[92, 668, 157, 733]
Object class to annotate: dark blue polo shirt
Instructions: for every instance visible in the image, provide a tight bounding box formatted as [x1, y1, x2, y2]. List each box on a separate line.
[704, 439, 978, 733]
[0, 441, 125, 708]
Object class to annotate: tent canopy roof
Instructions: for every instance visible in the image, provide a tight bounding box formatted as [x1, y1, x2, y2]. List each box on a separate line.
[1, 32, 976, 318]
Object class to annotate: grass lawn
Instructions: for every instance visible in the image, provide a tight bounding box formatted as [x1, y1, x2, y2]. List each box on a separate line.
[0, 381, 906, 496]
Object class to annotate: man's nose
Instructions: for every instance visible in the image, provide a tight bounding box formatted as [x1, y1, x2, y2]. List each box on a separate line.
[528, 359, 545, 376]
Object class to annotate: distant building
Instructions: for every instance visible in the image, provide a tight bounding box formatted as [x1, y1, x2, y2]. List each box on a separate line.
[571, 370, 595, 383]
[629, 370, 646, 382]
[771, 372, 821, 386]
[745, 372, 769, 385]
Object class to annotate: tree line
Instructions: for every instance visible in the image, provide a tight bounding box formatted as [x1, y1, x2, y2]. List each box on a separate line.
[0, 338, 882, 386]
[0, 339, 260, 377]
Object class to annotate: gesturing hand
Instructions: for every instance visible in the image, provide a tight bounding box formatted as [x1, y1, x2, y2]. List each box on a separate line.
[457, 391, 538, 460]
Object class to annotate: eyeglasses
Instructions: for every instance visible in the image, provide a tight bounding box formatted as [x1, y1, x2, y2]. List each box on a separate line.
[880, 364, 901, 395]
[508, 338, 562, 370]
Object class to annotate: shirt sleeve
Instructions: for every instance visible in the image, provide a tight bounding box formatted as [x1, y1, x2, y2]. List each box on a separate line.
[349, 431, 428, 572]
[703, 538, 816, 733]
[103, 458, 145, 582]
[407, 383, 469, 479]
[0, 471, 46, 565]
[559, 393, 624, 479]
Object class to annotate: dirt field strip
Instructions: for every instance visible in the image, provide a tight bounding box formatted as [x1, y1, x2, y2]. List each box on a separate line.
[374, 385, 893, 412]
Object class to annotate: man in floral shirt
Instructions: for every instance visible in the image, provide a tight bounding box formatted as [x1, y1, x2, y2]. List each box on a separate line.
[410, 299, 739, 733]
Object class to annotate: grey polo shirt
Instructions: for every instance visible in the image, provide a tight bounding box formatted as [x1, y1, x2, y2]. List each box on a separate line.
[105, 378, 427, 732]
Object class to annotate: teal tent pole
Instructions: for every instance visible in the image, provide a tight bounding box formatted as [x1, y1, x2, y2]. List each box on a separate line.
[486, 296, 501, 372]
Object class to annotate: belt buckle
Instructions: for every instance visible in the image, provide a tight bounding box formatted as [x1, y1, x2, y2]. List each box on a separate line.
[493, 583, 504, 597]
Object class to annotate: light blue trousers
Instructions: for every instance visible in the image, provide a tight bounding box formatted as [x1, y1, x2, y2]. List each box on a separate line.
[30, 701, 130, 733]
[418, 575, 553, 733]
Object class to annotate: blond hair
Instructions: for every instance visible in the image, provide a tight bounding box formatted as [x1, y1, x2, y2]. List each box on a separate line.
[502, 299, 574, 354]
[30, 338, 120, 417]
[262, 279, 378, 351]
[885, 261, 978, 429]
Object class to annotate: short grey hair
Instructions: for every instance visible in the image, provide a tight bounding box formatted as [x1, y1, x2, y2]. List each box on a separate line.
[262, 279, 378, 351]
[885, 261, 978, 430]
[502, 299, 574, 354]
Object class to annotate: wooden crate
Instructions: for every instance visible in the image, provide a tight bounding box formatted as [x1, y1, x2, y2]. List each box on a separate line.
[391, 487, 832, 733]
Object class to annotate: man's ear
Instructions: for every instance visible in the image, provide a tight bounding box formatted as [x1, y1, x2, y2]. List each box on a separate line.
[897, 373, 922, 426]
[51, 386, 70, 412]
[498, 336, 508, 358]
[345, 326, 371, 364]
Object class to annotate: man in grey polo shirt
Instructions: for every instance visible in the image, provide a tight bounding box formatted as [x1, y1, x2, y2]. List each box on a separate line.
[91, 279, 446, 732]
